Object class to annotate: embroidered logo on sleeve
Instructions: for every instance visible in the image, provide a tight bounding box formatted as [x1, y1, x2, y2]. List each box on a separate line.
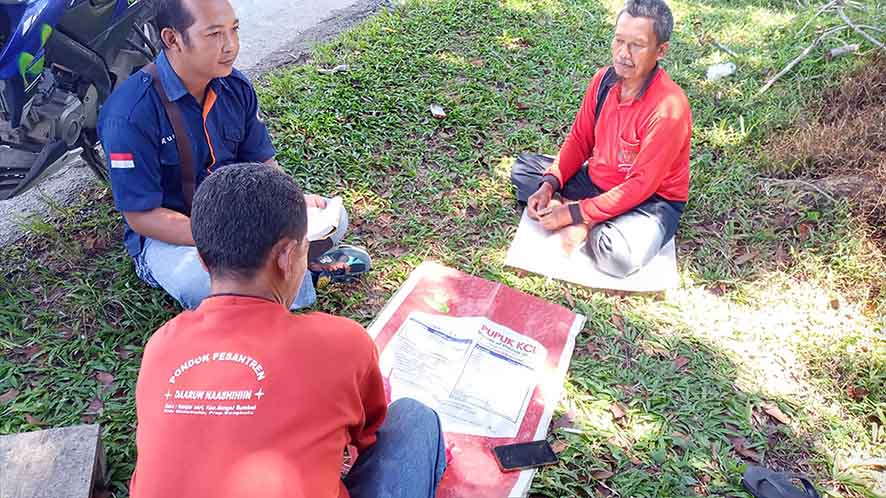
[110, 153, 135, 169]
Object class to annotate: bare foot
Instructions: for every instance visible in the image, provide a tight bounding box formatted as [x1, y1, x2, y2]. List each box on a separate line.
[557, 223, 589, 255]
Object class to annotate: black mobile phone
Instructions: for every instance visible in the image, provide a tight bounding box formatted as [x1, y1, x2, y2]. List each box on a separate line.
[493, 440, 559, 472]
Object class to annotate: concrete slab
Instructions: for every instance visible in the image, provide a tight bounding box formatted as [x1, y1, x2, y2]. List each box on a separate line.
[0, 0, 387, 248]
[0, 424, 105, 498]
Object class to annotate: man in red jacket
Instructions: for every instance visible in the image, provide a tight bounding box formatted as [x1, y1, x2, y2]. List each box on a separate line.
[511, 0, 691, 278]
[130, 164, 445, 498]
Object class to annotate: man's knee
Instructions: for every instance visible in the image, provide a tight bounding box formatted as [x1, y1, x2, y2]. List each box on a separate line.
[388, 398, 441, 435]
[174, 270, 211, 309]
[144, 242, 211, 309]
[387, 398, 446, 482]
[331, 203, 349, 246]
[587, 224, 641, 278]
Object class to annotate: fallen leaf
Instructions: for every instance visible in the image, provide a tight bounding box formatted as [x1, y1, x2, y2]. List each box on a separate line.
[0, 389, 19, 405]
[378, 213, 393, 225]
[389, 246, 409, 257]
[629, 455, 643, 465]
[551, 440, 569, 454]
[611, 314, 625, 333]
[672, 356, 690, 370]
[797, 222, 813, 241]
[734, 248, 759, 266]
[775, 244, 790, 265]
[552, 409, 577, 431]
[830, 299, 840, 310]
[86, 398, 104, 415]
[317, 64, 350, 75]
[96, 372, 115, 386]
[429, 104, 447, 119]
[469, 58, 485, 67]
[563, 287, 576, 308]
[671, 431, 690, 447]
[729, 436, 761, 462]
[591, 469, 614, 480]
[25, 414, 47, 426]
[515, 101, 530, 111]
[18, 345, 41, 361]
[83, 234, 98, 250]
[609, 402, 627, 420]
[761, 402, 790, 424]
[847, 386, 869, 400]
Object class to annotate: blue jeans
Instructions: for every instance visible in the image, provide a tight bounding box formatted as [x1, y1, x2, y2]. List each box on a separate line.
[344, 398, 447, 498]
[134, 200, 349, 310]
[511, 153, 685, 278]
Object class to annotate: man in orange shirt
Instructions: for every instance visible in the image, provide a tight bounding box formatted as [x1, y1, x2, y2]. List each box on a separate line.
[131, 164, 446, 498]
[511, 0, 691, 278]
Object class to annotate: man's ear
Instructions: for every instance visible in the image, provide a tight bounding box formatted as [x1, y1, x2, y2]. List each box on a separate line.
[274, 239, 294, 276]
[656, 41, 670, 61]
[160, 27, 183, 52]
[275, 238, 305, 278]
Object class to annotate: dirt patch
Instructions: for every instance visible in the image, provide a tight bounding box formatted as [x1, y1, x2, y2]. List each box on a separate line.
[766, 54, 886, 236]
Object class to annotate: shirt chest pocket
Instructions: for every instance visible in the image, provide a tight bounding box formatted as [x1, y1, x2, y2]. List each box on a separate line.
[616, 133, 641, 172]
[219, 125, 244, 162]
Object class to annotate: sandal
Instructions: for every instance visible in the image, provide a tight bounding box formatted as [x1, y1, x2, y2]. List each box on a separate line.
[741, 465, 820, 498]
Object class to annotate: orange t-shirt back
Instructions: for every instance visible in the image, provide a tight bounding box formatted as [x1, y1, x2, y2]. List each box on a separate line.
[130, 295, 386, 498]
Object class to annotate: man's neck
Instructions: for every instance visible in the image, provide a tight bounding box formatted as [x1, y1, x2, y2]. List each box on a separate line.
[619, 76, 645, 102]
[209, 277, 285, 306]
[167, 53, 211, 104]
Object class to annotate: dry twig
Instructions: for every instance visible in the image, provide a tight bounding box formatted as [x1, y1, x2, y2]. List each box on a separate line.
[837, 6, 885, 49]
[758, 34, 828, 95]
[762, 177, 838, 203]
[826, 43, 860, 60]
[713, 40, 738, 58]
[798, 0, 839, 34]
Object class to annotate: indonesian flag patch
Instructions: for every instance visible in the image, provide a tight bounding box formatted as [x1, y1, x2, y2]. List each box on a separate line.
[110, 153, 135, 169]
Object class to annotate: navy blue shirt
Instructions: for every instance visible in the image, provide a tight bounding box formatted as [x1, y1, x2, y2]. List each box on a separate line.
[98, 51, 276, 257]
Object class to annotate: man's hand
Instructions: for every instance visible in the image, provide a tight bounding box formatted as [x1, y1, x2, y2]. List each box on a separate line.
[537, 204, 574, 231]
[304, 194, 327, 209]
[527, 183, 555, 220]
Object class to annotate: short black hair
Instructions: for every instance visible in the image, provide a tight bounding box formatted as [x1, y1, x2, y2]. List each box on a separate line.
[154, 0, 195, 48]
[618, 0, 674, 44]
[191, 164, 307, 281]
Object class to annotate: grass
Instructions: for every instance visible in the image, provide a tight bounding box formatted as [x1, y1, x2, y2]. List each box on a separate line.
[1, 0, 884, 496]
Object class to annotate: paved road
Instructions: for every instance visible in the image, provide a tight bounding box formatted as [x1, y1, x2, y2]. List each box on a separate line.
[0, 0, 384, 247]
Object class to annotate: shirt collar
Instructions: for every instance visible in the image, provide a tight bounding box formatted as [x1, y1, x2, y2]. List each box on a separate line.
[155, 51, 232, 102]
[613, 63, 662, 104]
[636, 63, 661, 99]
[155, 51, 189, 102]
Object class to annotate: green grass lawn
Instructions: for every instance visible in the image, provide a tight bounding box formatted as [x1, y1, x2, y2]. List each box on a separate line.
[2, 0, 884, 496]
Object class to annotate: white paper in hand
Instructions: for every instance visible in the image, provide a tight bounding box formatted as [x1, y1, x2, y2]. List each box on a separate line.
[306, 196, 343, 241]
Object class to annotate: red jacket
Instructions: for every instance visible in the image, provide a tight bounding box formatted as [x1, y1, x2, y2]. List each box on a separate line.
[546, 66, 691, 222]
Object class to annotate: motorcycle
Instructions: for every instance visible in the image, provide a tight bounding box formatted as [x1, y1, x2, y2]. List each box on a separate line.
[0, 0, 158, 200]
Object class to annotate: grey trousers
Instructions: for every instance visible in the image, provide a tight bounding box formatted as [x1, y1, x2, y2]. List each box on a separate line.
[510, 153, 684, 278]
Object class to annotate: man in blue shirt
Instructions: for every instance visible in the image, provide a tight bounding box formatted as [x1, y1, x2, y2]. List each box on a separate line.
[99, 0, 370, 309]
